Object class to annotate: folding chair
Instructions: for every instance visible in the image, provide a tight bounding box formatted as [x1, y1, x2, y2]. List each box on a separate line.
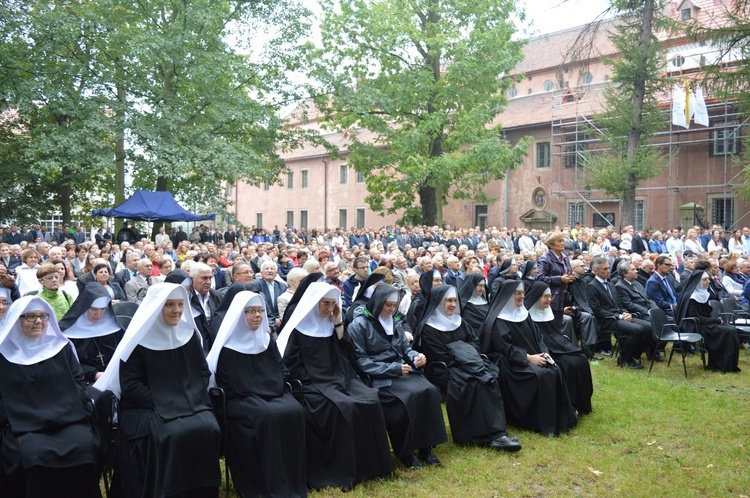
[648, 308, 705, 378]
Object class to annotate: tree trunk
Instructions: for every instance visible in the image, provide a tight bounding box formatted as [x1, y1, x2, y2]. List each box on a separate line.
[622, 0, 653, 228]
[419, 183, 439, 226]
[151, 175, 170, 239]
[114, 78, 126, 236]
[59, 165, 72, 226]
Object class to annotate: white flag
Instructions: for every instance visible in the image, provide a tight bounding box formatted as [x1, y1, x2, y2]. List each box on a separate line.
[693, 84, 710, 127]
[672, 84, 688, 129]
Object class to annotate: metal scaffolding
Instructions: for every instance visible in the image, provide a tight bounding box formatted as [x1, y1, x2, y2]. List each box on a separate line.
[548, 82, 748, 230]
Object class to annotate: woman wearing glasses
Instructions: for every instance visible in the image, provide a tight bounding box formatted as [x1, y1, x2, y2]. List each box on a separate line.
[0, 296, 100, 497]
[207, 291, 306, 497]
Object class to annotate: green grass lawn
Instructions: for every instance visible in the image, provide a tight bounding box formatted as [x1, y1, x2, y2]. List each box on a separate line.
[305, 348, 750, 497]
[209, 348, 748, 497]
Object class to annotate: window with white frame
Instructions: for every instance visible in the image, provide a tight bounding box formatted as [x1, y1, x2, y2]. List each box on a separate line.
[567, 201, 584, 226]
[536, 142, 551, 169]
[300, 210, 308, 229]
[710, 120, 740, 156]
[711, 197, 734, 229]
[356, 208, 365, 228]
[340, 164, 348, 184]
[287, 171, 294, 189]
[339, 209, 347, 229]
[301, 169, 309, 188]
[286, 210, 294, 227]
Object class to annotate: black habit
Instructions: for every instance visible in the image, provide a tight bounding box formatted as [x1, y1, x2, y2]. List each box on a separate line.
[415, 285, 511, 446]
[480, 280, 578, 436]
[348, 285, 447, 459]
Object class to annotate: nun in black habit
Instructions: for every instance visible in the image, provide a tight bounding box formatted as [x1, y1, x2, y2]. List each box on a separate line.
[94, 283, 221, 498]
[489, 258, 519, 298]
[524, 282, 593, 416]
[278, 271, 324, 332]
[277, 282, 393, 491]
[676, 271, 740, 373]
[519, 260, 538, 288]
[207, 291, 306, 497]
[479, 280, 577, 436]
[406, 269, 442, 330]
[59, 282, 125, 384]
[208, 282, 256, 339]
[414, 285, 521, 452]
[0, 296, 101, 498]
[348, 285, 448, 469]
[343, 272, 386, 327]
[458, 273, 489, 334]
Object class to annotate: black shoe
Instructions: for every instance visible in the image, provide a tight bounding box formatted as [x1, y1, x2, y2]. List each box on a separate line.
[417, 448, 442, 467]
[618, 358, 644, 370]
[488, 436, 522, 452]
[399, 453, 423, 470]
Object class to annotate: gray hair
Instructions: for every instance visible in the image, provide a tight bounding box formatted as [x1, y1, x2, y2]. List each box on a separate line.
[190, 261, 212, 278]
[590, 256, 609, 272]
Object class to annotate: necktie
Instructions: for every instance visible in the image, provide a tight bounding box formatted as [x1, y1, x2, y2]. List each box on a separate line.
[602, 280, 612, 300]
[146, 276, 152, 286]
[663, 277, 676, 303]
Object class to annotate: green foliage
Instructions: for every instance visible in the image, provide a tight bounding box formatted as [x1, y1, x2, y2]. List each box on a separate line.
[0, 0, 320, 224]
[311, 0, 531, 225]
[687, 0, 750, 201]
[583, 1, 671, 223]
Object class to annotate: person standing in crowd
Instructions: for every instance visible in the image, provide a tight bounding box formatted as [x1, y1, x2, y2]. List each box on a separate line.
[537, 232, 575, 328]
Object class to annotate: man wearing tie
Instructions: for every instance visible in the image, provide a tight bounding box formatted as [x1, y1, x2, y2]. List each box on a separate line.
[124, 259, 156, 304]
[645, 256, 679, 319]
[586, 256, 655, 370]
[252, 260, 288, 334]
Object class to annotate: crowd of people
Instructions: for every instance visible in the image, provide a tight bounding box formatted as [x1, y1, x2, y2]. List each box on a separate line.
[0, 218, 747, 496]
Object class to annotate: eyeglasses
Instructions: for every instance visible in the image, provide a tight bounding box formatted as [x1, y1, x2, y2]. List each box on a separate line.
[21, 313, 50, 322]
[42, 274, 60, 281]
[244, 308, 265, 315]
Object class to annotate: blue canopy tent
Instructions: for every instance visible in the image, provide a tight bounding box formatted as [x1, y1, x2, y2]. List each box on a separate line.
[92, 190, 215, 222]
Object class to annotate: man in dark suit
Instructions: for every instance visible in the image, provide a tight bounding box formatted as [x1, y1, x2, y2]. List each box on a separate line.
[645, 255, 679, 319]
[115, 253, 140, 289]
[190, 262, 222, 354]
[615, 262, 655, 320]
[695, 259, 732, 301]
[566, 259, 601, 360]
[585, 256, 656, 369]
[223, 225, 237, 246]
[636, 259, 654, 288]
[0, 243, 21, 273]
[631, 231, 649, 256]
[251, 260, 288, 334]
[3, 226, 23, 245]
